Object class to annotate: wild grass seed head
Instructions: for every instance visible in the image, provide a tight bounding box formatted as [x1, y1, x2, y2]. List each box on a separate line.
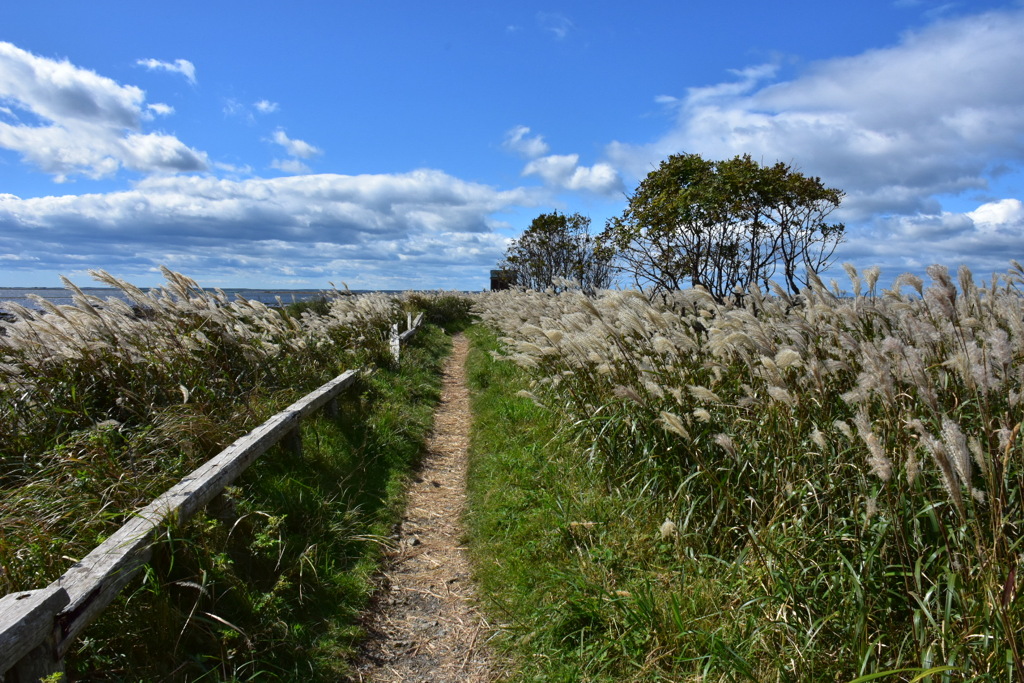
[687, 384, 722, 404]
[714, 433, 737, 458]
[659, 411, 690, 439]
[854, 407, 892, 482]
[941, 416, 972, 487]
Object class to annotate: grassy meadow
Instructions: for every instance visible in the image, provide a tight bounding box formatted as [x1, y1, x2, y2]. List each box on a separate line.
[4, 261, 1022, 681]
[0, 268, 473, 679]
[466, 263, 1024, 681]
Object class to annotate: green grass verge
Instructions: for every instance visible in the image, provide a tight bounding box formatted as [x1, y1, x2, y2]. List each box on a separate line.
[66, 324, 452, 681]
[465, 324, 896, 682]
[465, 324, 676, 682]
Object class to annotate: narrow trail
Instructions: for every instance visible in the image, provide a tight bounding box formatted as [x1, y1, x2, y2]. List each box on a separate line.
[354, 334, 499, 682]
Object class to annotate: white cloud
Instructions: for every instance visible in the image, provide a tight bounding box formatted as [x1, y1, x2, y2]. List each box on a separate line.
[119, 132, 210, 171]
[968, 198, 1024, 228]
[503, 128, 623, 195]
[608, 7, 1024, 222]
[502, 125, 550, 158]
[136, 58, 196, 85]
[272, 129, 322, 159]
[523, 153, 623, 195]
[255, 99, 279, 114]
[0, 42, 207, 180]
[0, 171, 538, 288]
[1, 42, 144, 128]
[271, 158, 311, 174]
[223, 98, 247, 118]
[537, 12, 574, 40]
[146, 103, 174, 117]
[815, 196, 1024, 286]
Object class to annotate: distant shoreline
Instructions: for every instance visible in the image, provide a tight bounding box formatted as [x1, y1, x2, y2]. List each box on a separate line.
[0, 287, 456, 313]
[0, 286, 331, 292]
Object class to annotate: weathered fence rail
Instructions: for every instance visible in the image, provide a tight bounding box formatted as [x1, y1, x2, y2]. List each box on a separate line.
[0, 314, 423, 681]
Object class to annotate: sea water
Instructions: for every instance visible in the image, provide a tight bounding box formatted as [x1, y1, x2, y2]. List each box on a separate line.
[0, 287, 329, 312]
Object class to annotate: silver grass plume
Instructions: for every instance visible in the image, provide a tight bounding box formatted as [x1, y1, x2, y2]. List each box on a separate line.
[714, 433, 737, 458]
[968, 436, 990, 479]
[767, 385, 796, 406]
[892, 272, 924, 297]
[863, 266, 881, 296]
[905, 447, 921, 485]
[659, 411, 690, 439]
[843, 263, 863, 298]
[687, 385, 722, 404]
[911, 419, 965, 516]
[940, 416, 972, 488]
[853, 407, 892, 482]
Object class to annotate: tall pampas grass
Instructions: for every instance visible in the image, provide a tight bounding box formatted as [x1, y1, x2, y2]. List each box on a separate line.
[0, 269, 413, 597]
[472, 261, 1024, 678]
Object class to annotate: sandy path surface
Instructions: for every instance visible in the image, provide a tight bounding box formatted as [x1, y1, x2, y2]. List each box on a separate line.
[353, 334, 499, 682]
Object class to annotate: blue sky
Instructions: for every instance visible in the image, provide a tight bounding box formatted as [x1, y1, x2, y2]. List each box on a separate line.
[1, 0, 1022, 291]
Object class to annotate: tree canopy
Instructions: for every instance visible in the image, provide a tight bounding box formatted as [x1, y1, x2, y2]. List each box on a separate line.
[599, 153, 845, 300]
[499, 211, 613, 294]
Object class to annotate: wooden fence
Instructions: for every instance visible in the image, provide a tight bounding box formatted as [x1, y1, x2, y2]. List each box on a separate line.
[0, 315, 422, 682]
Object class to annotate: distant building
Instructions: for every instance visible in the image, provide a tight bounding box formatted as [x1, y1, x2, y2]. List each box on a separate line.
[490, 269, 515, 291]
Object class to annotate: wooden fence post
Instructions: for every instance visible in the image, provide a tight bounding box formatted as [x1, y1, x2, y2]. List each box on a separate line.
[325, 397, 339, 420]
[283, 426, 302, 459]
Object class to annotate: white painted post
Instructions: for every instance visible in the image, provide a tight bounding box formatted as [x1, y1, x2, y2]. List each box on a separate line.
[390, 323, 400, 364]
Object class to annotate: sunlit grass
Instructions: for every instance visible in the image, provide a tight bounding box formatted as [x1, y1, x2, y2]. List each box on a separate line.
[468, 264, 1024, 681]
[0, 270, 475, 679]
[69, 325, 453, 680]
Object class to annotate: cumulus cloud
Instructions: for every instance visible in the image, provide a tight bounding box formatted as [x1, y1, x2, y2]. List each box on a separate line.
[1, 43, 145, 128]
[271, 128, 322, 159]
[608, 7, 1024, 222]
[833, 197, 1024, 281]
[523, 153, 623, 195]
[0, 171, 537, 288]
[136, 58, 197, 85]
[969, 198, 1024, 228]
[503, 125, 550, 159]
[0, 42, 208, 180]
[254, 99, 279, 114]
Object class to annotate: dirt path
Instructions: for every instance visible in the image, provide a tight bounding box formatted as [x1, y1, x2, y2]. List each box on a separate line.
[353, 334, 498, 682]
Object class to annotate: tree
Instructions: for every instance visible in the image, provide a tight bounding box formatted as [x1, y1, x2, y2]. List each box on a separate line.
[499, 211, 613, 294]
[598, 153, 844, 300]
